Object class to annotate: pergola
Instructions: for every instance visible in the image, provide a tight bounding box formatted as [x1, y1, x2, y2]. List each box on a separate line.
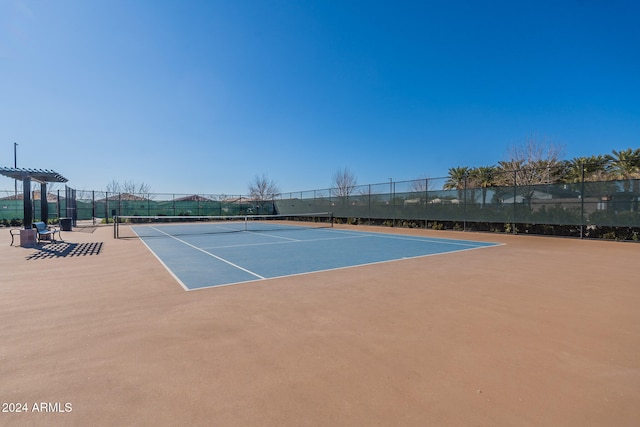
[0, 167, 68, 229]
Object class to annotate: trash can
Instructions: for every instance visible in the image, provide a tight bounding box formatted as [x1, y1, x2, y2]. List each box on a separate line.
[60, 217, 73, 231]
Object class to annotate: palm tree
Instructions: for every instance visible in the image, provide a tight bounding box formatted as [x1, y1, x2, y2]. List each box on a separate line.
[470, 166, 497, 207]
[443, 166, 469, 202]
[607, 148, 640, 192]
[560, 156, 617, 212]
[561, 155, 610, 184]
[607, 148, 640, 212]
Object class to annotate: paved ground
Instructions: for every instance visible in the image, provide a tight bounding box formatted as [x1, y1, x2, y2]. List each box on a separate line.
[1, 224, 639, 426]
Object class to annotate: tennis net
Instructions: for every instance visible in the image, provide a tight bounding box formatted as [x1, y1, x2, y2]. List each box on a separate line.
[113, 212, 334, 238]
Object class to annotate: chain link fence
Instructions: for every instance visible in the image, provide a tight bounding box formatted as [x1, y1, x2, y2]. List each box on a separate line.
[2, 163, 639, 238]
[274, 166, 640, 237]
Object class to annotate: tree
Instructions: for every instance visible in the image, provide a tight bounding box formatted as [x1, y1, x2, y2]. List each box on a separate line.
[443, 166, 469, 202]
[469, 166, 497, 207]
[106, 179, 151, 195]
[607, 148, 640, 192]
[501, 136, 565, 186]
[606, 148, 640, 212]
[495, 136, 566, 209]
[331, 167, 358, 198]
[409, 176, 435, 193]
[561, 155, 610, 184]
[248, 174, 280, 215]
[248, 173, 280, 201]
[408, 176, 436, 204]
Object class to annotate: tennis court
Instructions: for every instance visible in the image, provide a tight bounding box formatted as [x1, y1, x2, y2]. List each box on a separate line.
[118, 215, 501, 290]
[3, 223, 640, 427]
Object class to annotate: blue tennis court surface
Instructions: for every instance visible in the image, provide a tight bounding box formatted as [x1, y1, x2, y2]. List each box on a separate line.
[131, 224, 501, 291]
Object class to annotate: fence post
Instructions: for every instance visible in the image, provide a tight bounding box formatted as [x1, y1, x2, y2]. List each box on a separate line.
[463, 173, 467, 232]
[580, 163, 585, 239]
[424, 178, 429, 229]
[513, 169, 517, 234]
[389, 179, 394, 227]
[368, 184, 371, 225]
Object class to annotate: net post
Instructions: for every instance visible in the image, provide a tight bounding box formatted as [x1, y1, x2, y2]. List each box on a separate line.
[330, 212, 334, 227]
[113, 215, 118, 239]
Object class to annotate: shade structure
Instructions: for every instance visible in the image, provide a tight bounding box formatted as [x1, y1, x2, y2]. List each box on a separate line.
[0, 167, 68, 184]
[0, 167, 69, 229]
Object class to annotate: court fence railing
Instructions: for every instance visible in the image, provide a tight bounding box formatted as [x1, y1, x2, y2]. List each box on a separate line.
[2, 164, 639, 239]
[0, 191, 276, 225]
[273, 164, 640, 239]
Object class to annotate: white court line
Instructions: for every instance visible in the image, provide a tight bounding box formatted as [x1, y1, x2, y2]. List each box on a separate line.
[130, 227, 191, 291]
[187, 242, 504, 292]
[326, 228, 497, 247]
[366, 233, 496, 247]
[201, 234, 368, 250]
[148, 226, 265, 280]
[134, 225, 503, 291]
[248, 231, 301, 241]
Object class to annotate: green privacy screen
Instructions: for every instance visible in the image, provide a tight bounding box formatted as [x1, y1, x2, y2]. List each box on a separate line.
[3, 176, 639, 228]
[275, 178, 640, 228]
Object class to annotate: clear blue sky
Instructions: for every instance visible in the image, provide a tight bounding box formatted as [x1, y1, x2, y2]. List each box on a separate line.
[1, 0, 638, 195]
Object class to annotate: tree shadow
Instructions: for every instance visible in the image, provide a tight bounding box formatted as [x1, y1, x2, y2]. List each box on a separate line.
[26, 242, 104, 260]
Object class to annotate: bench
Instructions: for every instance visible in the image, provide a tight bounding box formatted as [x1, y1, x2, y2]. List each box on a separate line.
[9, 222, 61, 246]
[9, 228, 21, 246]
[33, 221, 61, 243]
